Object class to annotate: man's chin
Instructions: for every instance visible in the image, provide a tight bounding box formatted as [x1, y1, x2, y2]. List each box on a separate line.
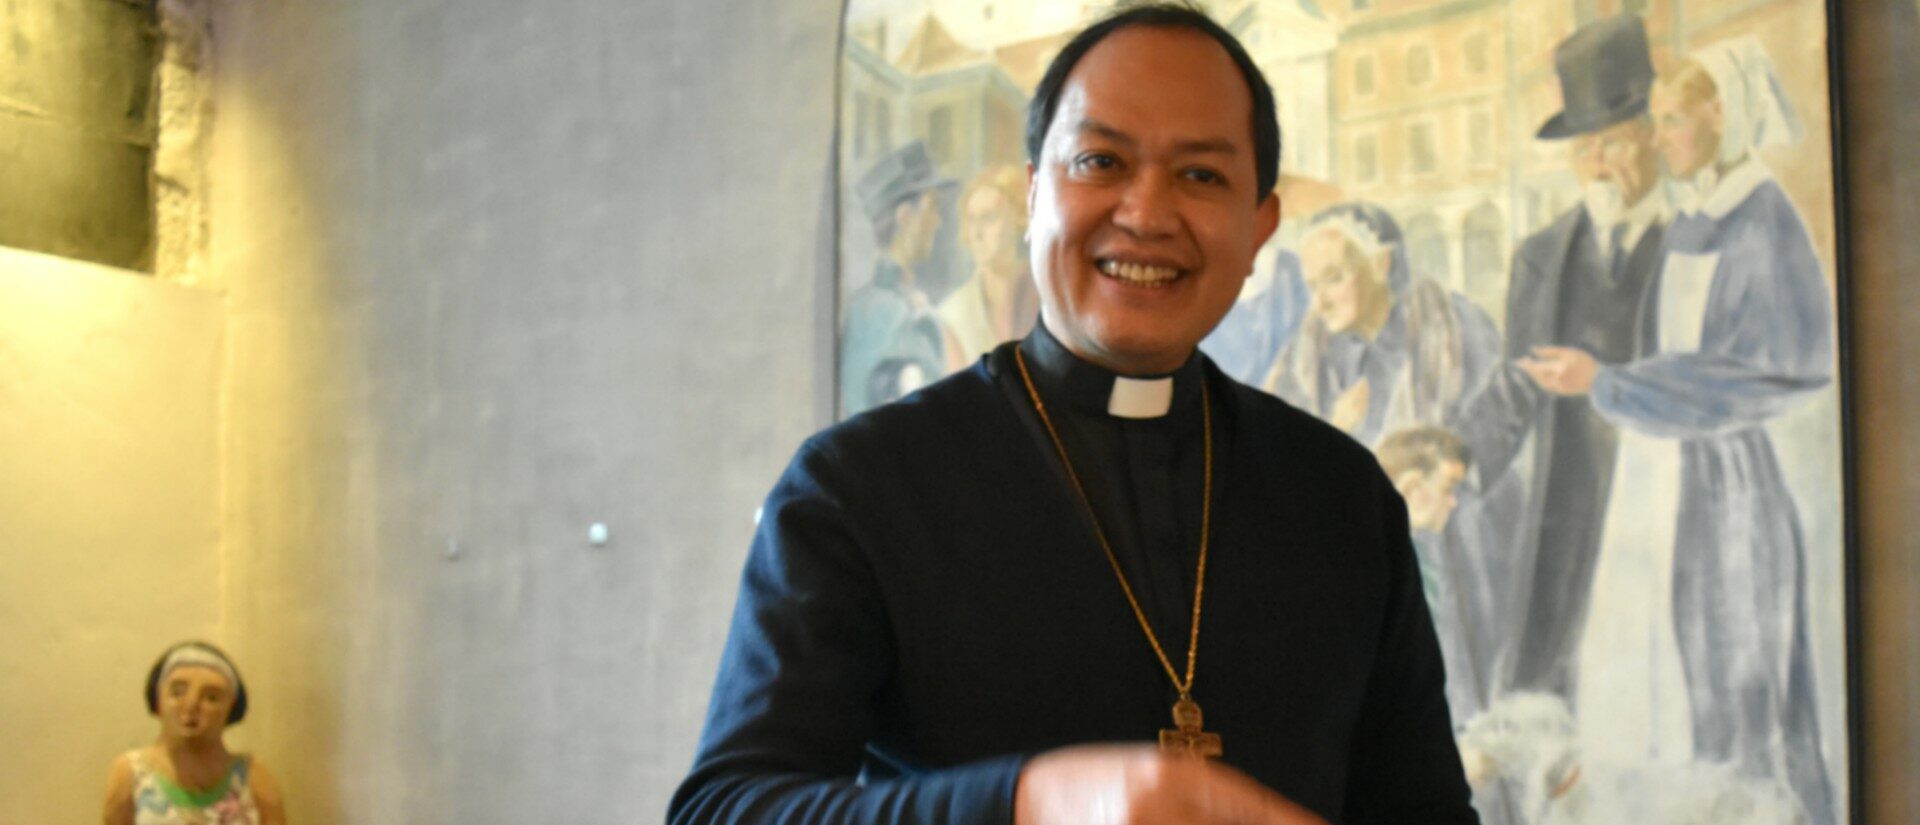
[1087, 335, 1199, 374]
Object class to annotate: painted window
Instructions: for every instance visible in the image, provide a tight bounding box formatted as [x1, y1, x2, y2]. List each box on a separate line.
[929, 105, 954, 164]
[1465, 31, 1491, 76]
[1469, 108, 1495, 168]
[1407, 44, 1435, 88]
[1353, 133, 1380, 183]
[1409, 121, 1439, 176]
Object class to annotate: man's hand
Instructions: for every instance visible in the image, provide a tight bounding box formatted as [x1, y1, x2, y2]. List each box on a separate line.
[1329, 378, 1371, 434]
[1014, 745, 1329, 825]
[1516, 346, 1599, 396]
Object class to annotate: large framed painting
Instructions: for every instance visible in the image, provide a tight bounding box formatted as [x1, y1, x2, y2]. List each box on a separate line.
[832, 1, 1854, 823]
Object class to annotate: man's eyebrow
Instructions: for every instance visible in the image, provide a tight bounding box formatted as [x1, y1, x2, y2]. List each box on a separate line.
[1173, 136, 1239, 156]
[1072, 119, 1238, 156]
[1073, 119, 1135, 146]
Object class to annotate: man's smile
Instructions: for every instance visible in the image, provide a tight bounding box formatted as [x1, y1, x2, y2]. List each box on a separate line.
[1095, 257, 1187, 287]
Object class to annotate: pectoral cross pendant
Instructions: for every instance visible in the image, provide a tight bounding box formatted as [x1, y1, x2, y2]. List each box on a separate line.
[1158, 696, 1222, 758]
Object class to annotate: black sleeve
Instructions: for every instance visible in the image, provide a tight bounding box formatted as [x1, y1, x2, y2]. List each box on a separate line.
[1451, 361, 1541, 484]
[667, 441, 1025, 825]
[1340, 474, 1480, 824]
[1449, 245, 1543, 483]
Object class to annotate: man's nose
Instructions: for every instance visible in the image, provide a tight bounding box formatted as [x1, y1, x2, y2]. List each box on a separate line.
[1111, 170, 1179, 238]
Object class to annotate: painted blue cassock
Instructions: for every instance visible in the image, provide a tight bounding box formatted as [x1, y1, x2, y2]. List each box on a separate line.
[1587, 161, 1835, 825]
[840, 261, 946, 417]
[1268, 279, 1504, 448]
[1267, 277, 1520, 725]
[669, 335, 1478, 825]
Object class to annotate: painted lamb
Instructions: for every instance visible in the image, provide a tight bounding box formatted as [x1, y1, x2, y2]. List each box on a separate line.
[1455, 692, 1809, 825]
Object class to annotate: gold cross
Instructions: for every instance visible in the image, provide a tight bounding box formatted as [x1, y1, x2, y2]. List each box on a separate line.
[1159, 697, 1222, 758]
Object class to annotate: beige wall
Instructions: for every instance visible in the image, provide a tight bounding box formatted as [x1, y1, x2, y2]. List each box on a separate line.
[0, 246, 224, 822]
[203, 2, 358, 816]
[0, 5, 360, 820]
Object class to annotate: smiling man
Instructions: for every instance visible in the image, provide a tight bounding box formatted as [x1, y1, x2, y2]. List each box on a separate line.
[669, 5, 1477, 824]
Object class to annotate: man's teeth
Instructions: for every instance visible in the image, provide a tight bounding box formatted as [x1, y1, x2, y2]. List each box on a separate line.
[1098, 259, 1181, 285]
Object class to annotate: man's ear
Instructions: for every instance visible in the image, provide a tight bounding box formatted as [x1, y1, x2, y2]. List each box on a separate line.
[1390, 468, 1424, 497]
[1240, 193, 1281, 285]
[1371, 246, 1394, 283]
[1255, 192, 1282, 250]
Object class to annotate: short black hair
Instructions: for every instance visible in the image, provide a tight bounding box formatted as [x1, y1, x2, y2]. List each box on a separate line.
[144, 641, 249, 724]
[1024, 1, 1282, 201]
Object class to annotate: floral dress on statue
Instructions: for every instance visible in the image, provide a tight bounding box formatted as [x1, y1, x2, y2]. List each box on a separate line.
[127, 749, 260, 825]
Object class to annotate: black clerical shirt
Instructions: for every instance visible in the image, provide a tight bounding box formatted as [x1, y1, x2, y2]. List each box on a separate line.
[669, 326, 1479, 825]
[1007, 324, 1213, 658]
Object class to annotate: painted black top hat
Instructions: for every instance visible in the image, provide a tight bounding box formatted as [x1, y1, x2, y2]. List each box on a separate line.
[1537, 14, 1655, 140]
[856, 140, 957, 237]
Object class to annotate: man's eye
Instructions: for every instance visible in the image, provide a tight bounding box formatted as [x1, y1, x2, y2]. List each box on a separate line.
[1072, 153, 1117, 172]
[1184, 167, 1224, 185]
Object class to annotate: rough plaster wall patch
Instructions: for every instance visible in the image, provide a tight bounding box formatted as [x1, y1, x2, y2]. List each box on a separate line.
[154, 0, 215, 285]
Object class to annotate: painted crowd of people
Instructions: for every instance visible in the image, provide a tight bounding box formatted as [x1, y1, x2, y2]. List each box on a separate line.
[1227, 16, 1835, 825]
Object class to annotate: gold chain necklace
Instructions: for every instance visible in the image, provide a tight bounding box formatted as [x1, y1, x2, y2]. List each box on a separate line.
[1013, 346, 1221, 758]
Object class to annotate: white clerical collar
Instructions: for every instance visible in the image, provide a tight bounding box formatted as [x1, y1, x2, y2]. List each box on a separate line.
[1018, 323, 1200, 421]
[1108, 375, 1175, 419]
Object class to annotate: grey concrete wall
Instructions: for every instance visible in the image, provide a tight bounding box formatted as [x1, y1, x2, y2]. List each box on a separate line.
[0, 0, 155, 269]
[205, 0, 839, 821]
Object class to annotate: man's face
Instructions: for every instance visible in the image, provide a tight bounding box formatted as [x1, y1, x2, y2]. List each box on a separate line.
[1027, 26, 1280, 375]
[1400, 459, 1466, 533]
[1568, 116, 1658, 205]
[963, 186, 1021, 276]
[895, 191, 941, 265]
[1651, 84, 1722, 179]
[1301, 227, 1390, 334]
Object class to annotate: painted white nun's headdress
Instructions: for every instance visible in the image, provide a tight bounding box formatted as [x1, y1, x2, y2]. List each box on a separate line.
[1693, 36, 1805, 165]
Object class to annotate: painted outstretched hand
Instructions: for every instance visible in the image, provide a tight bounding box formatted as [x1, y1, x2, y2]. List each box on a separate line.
[1518, 346, 1600, 396]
